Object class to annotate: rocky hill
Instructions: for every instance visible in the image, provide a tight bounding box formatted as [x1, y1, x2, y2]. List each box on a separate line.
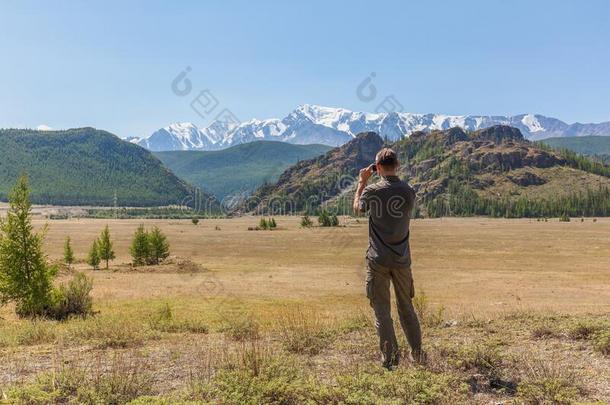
[248, 126, 610, 217]
[246, 132, 384, 214]
[395, 126, 610, 217]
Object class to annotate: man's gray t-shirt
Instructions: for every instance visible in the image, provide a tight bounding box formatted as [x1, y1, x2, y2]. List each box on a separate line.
[359, 175, 416, 269]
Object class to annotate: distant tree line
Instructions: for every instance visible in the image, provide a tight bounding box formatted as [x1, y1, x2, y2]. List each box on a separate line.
[426, 180, 610, 218]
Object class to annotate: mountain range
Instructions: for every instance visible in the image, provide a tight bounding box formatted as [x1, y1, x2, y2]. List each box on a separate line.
[132, 105, 610, 152]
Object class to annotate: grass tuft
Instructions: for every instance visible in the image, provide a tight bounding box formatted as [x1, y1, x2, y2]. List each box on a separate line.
[531, 322, 560, 339]
[276, 307, 334, 355]
[219, 313, 260, 341]
[148, 303, 209, 334]
[517, 357, 583, 405]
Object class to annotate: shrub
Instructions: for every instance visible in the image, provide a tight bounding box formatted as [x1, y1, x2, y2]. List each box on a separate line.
[0, 175, 57, 318]
[300, 215, 313, 228]
[559, 213, 571, 222]
[48, 272, 94, 320]
[192, 217, 199, 225]
[268, 218, 277, 229]
[258, 218, 269, 230]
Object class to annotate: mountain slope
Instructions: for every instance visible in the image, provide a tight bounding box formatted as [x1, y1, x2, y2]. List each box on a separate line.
[154, 141, 332, 200]
[249, 126, 610, 217]
[0, 128, 197, 206]
[247, 132, 384, 214]
[542, 136, 610, 157]
[134, 105, 610, 151]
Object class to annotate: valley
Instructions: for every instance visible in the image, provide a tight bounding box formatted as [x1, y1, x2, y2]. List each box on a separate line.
[155, 141, 331, 199]
[1, 216, 609, 403]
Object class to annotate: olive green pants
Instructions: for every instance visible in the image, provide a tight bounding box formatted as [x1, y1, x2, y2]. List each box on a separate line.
[366, 261, 422, 366]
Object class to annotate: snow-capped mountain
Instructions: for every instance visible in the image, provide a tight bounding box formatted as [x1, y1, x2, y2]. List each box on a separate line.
[133, 105, 610, 151]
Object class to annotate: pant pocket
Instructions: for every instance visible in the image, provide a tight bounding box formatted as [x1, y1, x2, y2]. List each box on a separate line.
[366, 273, 374, 301]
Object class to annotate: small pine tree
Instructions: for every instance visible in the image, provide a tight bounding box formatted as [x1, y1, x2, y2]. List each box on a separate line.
[0, 175, 57, 317]
[258, 218, 269, 230]
[318, 210, 330, 227]
[98, 225, 115, 270]
[269, 218, 277, 229]
[87, 239, 101, 270]
[63, 236, 75, 269]
[300, 215, 313, 228]
[148, 226, 170, 265]
[318, 210, 340, 227]
[130, 225, 150, 266]
[330, 214, 339, 227]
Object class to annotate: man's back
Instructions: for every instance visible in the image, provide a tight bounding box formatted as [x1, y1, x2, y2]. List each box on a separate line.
[354, 147, 424, 369]
[360, 175, 415, 268]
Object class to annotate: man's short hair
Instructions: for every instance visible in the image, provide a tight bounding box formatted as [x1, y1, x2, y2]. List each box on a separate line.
[375, 148, 398, 167]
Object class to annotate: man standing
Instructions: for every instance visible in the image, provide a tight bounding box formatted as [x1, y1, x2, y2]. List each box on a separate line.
[353, 147, 424, 370]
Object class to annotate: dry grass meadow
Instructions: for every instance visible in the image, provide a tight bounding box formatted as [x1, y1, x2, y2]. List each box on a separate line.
[1, 216, 609, 404]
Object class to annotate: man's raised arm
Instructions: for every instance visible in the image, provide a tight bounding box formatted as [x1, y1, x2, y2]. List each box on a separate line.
[353, 165, 373, 215]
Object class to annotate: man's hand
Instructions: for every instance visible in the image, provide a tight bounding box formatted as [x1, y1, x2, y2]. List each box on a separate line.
[358, 164, 374, 185]
[354, 164, 375, 215]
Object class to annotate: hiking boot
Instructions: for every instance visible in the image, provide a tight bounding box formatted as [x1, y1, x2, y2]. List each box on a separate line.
[411, 349, 427, 365]
[382, 351, 400, 370]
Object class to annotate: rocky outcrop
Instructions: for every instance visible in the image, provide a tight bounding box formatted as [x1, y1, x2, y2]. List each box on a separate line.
[508, 171, 546, 186]
[471, 125, 524, 143]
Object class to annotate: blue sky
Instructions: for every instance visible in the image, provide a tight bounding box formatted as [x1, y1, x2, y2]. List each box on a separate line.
[1, 0, 609, 138]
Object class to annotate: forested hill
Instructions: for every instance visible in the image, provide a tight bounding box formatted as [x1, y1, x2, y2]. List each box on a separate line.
[0, 128, 196, 206]
[541, 136, 610, 162]
[155, 141, 332, 199]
